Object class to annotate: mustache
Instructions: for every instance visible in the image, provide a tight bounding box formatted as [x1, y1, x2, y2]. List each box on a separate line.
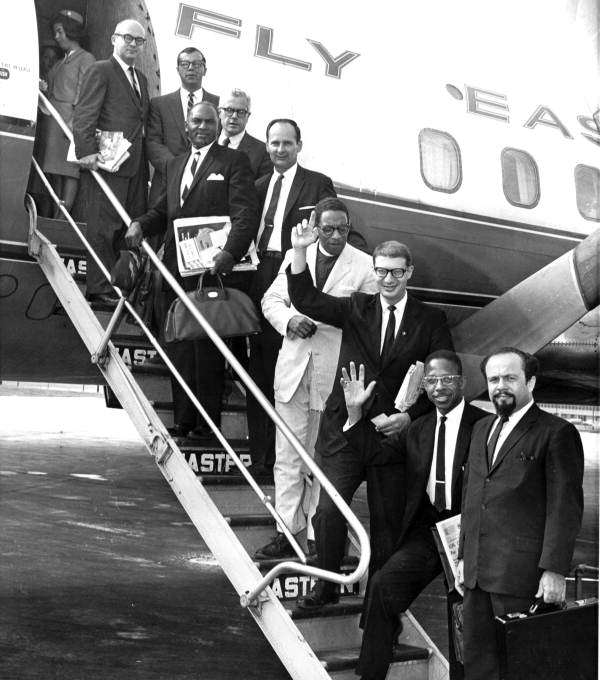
[493, 390, 514, 398]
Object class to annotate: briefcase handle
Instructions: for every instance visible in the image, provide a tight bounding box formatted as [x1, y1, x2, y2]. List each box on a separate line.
[194, 272, 228, 301]
[528, 597, 565, 616]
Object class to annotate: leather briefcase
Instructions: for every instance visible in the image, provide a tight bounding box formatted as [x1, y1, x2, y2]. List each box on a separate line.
[495, 597, 598, 680]
[164, 274, 260, 342]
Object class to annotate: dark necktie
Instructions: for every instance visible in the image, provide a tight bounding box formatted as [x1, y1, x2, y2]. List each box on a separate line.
[181, 151, 200, 202]
[128, 66, 140, 100]
[487, 415, 509, 468]
[187, 91, 195, 114]
[380, 305, 397, 363]
[434, 415, 447, 512]
[258, 173, 284, 253]
[221, 137, 230, 147]
[315, 250, 338, 290]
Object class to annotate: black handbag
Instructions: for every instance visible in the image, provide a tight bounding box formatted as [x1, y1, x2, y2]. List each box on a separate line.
[164, 273, 260, 342]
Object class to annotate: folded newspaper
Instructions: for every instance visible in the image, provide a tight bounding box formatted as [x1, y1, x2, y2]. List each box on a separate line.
[394, 361, 424, 411]
[434, 513, 461, 584]
[173, 215, 259, 277]
[67, 130, 131, 172]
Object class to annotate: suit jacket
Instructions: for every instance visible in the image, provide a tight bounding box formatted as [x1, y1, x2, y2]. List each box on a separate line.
[135, 142, 259, 289]
[73, 57, 149, 178]
[146, 88, 219, 203]
[287, 266, 454, 458]
[256, 165, 336, 254]
[236, 131, 272, 180]
[459, 404, 584, 597]
[263, 242, 377, 404]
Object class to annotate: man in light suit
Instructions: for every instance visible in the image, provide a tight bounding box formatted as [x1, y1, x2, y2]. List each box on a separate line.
[246, 118, 337, 473]
[126, 102, 259, 440]
[217, 88, 272, 180]
[287, 221, 454, 609]
[342, 350, 487, 680]
[254, 197, 377, 559]
[146, 47, 219, 205]
[456, 347, 584, 680]
[73, 19, 150, 305]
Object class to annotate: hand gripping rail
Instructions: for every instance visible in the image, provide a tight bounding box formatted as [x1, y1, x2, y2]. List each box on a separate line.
[34, 91, 371, 607]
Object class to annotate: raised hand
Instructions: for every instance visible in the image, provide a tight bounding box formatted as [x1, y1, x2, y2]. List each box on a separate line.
[340, 361, 376, 410]
[291, 210, 318, 249]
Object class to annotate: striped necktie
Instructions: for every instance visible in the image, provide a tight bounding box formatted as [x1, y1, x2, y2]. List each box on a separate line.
[181, 151, 200, 203]
[128, 66, 140, 100]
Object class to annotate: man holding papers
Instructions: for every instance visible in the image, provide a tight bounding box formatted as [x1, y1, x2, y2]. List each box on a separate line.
[286, 221, 453, 609]
[126, 101, 259, 440]
[343, 350, 487, 680]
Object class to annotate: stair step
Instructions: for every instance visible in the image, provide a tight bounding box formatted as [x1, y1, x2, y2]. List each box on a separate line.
[183, 443, 252, 475]
[321, 644, 430, 680]
[200, 479, 275, 514]
[287, 596, 364, 651]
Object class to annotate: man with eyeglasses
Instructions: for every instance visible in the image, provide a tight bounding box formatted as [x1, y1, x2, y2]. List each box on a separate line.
[285, 220, 454, 609]
[73, 19, 150, 305]
[217, 89, 272, 180]
[147, 47, 219, 204]
[341, 350, 487, 680]
[254, 197, 377, 559]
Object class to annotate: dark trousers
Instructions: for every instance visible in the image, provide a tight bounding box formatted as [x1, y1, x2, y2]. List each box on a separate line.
[247, 254, 283, 466]
[83, 166, 147, 296]
[463, 586, 531, 680]
[313, 443, 405, 598]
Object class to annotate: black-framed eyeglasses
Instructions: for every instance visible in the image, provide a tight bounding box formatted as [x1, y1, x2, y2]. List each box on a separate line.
[219, 106, 249, 117]
[317, 224, 350, 237]
[178, 59, 205, 69]
[422, 375, 462, 387]
[115, 33, 146, 46]
[374, 267, 407, 279]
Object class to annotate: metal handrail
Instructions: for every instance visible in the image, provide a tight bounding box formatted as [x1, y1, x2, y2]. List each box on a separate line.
[34, 90, 371, 606]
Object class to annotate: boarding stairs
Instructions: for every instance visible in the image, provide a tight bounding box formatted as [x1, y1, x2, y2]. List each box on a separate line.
[24, 92, 450, 680]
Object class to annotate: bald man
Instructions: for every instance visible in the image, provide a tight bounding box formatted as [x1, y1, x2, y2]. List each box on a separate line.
[73, 19, 150, 305]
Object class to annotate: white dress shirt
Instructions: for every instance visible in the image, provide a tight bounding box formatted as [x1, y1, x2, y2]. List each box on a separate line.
[180, 88, 206, 117]
[257, 163, 298, 252]
[427, 399, 465, 510]
[218, 129, 245, 149]
[379, 293, 408, 353]
[113, 53, 140, 93]
[488, 399, 535, 465]
[180, 141, 214, 204]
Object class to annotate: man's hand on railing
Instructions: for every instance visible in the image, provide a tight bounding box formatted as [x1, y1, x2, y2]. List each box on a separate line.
[340, 361, 376, 427]
[291, 210, 318, 250]
[286, 315, 317, 339]
[125, 222, 144, 248]
[79, 153, 100, 171]
[211, 250, 235, 275]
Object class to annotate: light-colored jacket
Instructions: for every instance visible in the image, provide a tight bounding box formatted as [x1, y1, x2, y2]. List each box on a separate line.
[262, 242, 377, 405]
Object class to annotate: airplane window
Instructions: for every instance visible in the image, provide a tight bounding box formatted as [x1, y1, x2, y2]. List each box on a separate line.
[574, 164, 600, 221]
[418, 129, 462, 193]
[501, 148, 540, 208]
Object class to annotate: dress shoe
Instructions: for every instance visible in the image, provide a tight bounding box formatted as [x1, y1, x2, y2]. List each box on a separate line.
[86, 293, 120, 306]
[186, 426, 215, 442]
[167, 424, 191, 440]
[306, 539, 317, 557]
[297, 581, 339, 610]
[254, 533, 296, 560]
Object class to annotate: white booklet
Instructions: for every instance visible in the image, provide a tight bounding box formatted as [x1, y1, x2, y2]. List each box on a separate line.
[67, 130, 131, 172]
[434, 513, 461, 582]
[173, 215, 258, 277]
[394, 361, 424, 412]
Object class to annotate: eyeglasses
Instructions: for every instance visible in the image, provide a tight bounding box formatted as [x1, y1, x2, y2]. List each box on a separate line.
[422, 375, 462, 387]
[317, 224, 350, 237]
[178, 60, 205, 69]
[115, 33, 146, 46]
[219, 107, 249, 117]
[374, 267, 408, 279]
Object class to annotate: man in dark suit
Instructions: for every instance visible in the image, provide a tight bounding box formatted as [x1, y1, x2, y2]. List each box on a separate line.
[456, 347, 584, 680]
[342, 350, 487, 680]
[286, 216, 454, 608]
[73, 19, 150, 305]
[246, 118, 336, 472]
[217, 88, 272, 180]
[125, 102, 259, 440]
[146, 47, 219, 205]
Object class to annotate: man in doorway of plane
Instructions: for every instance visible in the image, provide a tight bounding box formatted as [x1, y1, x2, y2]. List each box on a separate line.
[217, 88, 272, 180]
[146, 47, 219, 204]
[254, 197, 377, 560]
[342, 350, 487, 680]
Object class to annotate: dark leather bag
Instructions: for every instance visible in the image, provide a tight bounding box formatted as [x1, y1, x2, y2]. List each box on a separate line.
[164, 274, 260, 342]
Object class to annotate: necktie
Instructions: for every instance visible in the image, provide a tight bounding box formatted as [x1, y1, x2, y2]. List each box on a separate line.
[128, 66, 140, 99]
[221, 137, 230, 147]
[187, 91, 195, 114]
[487, 415, 509, 468]
[257, 174, 284, 253]
[434, 415, 447, 512]
[380, 305, 397, 363]
[181, 151, 200, 203]
[315, 250, 338, 290]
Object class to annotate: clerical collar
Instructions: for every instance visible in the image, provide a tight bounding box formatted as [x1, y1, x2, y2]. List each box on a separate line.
[318, 242, 340, 258]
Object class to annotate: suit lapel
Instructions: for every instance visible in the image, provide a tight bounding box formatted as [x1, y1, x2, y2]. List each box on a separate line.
[490, 404, 540, 471]
[171, 153, 189, 210]
[110, 57, 142, 111]
[184, 143, 218, 201]
[167, 91, 187, 146]
[322, 245, 352, 293]
[381, 295, 416, 369]
[283, 166, 305, 223]
[451, 405, 474, 497]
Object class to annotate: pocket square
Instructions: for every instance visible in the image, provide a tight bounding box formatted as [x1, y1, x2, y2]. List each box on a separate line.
[207, 173, 224, 181]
